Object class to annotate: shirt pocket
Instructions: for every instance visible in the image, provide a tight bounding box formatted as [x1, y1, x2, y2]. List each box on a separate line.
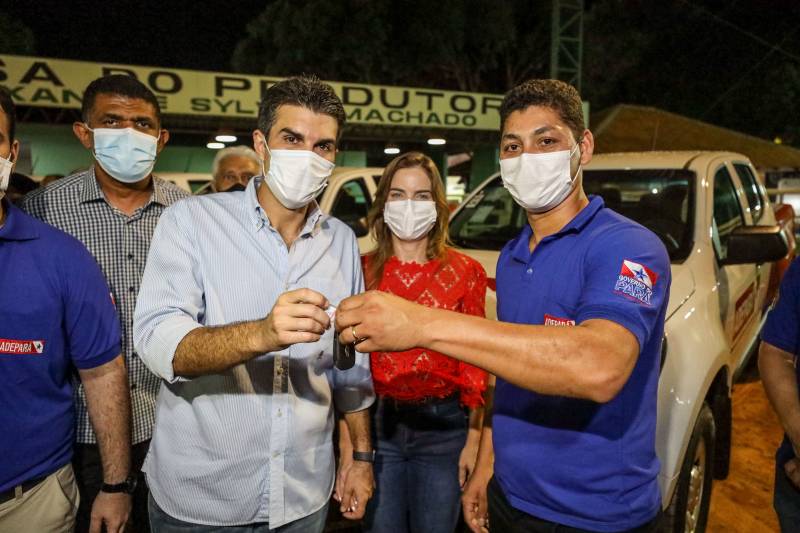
[301, 275, 347, 307]
[539, 296, 578, 326]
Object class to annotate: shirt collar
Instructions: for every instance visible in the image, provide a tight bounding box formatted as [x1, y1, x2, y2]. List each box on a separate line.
[79, 166, 168, 206]
[249, 177, 324, 237]
[0, 199, 39, 241]
[510, 195, 605, 263]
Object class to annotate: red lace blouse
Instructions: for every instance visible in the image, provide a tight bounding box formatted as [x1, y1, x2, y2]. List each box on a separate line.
[362, 249, 488, 408]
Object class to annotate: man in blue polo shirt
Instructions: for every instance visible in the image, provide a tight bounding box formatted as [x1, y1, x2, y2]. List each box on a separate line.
[0, 88, 133, 533]
[335, 79, 670, 532]
[760, 258, 800, 532]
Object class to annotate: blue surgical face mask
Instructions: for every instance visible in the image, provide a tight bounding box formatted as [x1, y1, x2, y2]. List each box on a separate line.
[86, 126, 159, 184]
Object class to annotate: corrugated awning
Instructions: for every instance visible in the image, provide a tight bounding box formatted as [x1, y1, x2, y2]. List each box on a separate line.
[591, 104, 800, 170]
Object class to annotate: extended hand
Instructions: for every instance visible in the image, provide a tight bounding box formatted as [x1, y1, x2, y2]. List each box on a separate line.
[786, 457, 800, 489]
[335, 291, 424, 353]
[339, 461, 374, 520]
[461, 467, 491, 533]
[334, 450, 354, 503]
[90, 491, 131, 533]
[257, 289, 330, 352]
[459, 435, 480, 488]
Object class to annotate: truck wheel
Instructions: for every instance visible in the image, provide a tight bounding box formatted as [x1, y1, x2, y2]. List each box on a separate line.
[663, 403, 716, 533]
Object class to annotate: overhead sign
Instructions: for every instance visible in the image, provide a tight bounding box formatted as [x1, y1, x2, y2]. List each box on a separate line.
[0, 54, 504, 131]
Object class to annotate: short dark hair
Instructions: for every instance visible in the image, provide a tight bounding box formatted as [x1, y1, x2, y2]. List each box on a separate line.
[81, 75, 162, 124]
[258, 76, 345, 141]
[500, 79, 584, 141]
[0, 87, 17, 141]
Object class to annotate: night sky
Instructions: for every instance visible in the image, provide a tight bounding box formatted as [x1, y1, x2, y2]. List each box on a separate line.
[8, 0, 269, 72]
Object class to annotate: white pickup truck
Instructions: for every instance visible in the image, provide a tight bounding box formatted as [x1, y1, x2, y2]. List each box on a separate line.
[166, 155, 792, 532]
[447, 151, 792, 533]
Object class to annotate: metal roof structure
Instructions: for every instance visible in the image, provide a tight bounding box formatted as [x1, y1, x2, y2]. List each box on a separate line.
[592, 104, 800, 170]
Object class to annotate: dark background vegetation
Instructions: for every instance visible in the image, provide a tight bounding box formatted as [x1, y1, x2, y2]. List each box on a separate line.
[4, 0, 800, 143]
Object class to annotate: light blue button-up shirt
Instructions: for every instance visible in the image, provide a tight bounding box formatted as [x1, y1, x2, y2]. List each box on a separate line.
[133, 177, 374, 527]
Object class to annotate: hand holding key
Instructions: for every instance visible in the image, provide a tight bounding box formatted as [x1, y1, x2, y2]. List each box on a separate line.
[256, 289, 331, 353]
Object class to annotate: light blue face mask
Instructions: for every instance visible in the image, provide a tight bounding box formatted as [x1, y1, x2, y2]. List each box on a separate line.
[87, 126, 159, 183]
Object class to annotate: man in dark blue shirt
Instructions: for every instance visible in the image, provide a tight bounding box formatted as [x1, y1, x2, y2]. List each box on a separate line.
[760, 258, 800, 532]
[336, 79, 670, 532]
[0, 88, 133, 533]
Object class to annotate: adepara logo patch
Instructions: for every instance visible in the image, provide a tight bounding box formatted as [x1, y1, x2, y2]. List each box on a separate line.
[0, 338, 45, 355]
[544, 314, 576, 326]
[614, 260, 658, 305]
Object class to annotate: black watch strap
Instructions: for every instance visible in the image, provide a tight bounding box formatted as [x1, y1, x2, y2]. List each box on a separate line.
[353, 450, 376, 463]
[101, 475, 137, 495]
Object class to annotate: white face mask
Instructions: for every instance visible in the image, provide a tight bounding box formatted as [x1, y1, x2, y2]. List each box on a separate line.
[500, 142, 581, 213]
[262, 141, 335, 209]
[0, 152, 13, 202]
[383, 199, 437, 241]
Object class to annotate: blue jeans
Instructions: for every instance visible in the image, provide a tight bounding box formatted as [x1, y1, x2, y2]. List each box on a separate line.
[147, 493, 328, 533]
[775, 458, 800, 532]
[363, 394, 467, 533]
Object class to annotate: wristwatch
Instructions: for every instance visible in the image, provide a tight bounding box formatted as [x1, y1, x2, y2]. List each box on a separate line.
[353, 450, 376, 463]
[101, 475, 137, 495]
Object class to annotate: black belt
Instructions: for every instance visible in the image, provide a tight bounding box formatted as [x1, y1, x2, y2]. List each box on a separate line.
[0, 474, 49, 504]
[381, 392, 460, 410]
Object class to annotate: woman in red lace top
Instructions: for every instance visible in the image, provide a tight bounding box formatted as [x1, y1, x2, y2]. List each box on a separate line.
[351, 151, 488, 533]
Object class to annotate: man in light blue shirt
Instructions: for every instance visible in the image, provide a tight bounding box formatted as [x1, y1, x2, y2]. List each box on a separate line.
[133, 77, 375, 532]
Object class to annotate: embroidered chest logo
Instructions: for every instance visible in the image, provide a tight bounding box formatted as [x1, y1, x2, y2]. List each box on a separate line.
[614, 260, 658, 305]
[0, 338, 45, 355]
[544, 314, 576, 326]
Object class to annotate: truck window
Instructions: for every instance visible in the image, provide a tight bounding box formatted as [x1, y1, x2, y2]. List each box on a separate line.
[332, 179, 371, 237]
[712, 166, 744, 261]
[733, 163, 764, 223]
[450, 169, 695, 263]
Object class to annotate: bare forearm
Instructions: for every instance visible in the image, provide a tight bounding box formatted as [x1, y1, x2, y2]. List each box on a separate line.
[421, 308, 636, 402]
[80, 356, 131, 483]
[173, 319, 268, 377]
[475, 376, 494, 469]
[344, 409, 372, 453]
[760, 343, 800, 444]
[468, 407, 484, 433]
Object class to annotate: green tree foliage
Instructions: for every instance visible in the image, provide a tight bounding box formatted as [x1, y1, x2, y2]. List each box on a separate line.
[232, 0, 550, 92]
[584, 0, 800, 144]
[233, 0, 800, 143]
[0, 13, 35, 55]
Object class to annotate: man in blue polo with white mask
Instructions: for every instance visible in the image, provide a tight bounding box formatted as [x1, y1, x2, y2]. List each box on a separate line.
[133, 76, 375, 532]
[22, 74, 188, 532]
[334, 79, 671, 533]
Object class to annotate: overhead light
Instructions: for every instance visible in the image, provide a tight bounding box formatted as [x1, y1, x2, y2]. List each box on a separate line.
[427, 138, 446, 146]
[206, 142, 225, 149]
[384, 144, 400, 155]
[215, 134, 237, 143]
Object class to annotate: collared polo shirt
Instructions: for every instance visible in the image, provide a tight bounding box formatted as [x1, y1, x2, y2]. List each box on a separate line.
[493, 196, 671, 531]
[761, 257, 800, 466]
[133, 177, 374, 528]
[0, 200, 120, 492]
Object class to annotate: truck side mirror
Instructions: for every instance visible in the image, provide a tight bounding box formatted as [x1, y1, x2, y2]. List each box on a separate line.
[721, 225, 790, 266]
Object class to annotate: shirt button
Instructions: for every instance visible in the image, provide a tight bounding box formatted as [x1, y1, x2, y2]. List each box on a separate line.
[273, 451, 281, 458]
[277, 409, 282, 418]
[526, 268, 533, 274]
[129, 286, 136, 293]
